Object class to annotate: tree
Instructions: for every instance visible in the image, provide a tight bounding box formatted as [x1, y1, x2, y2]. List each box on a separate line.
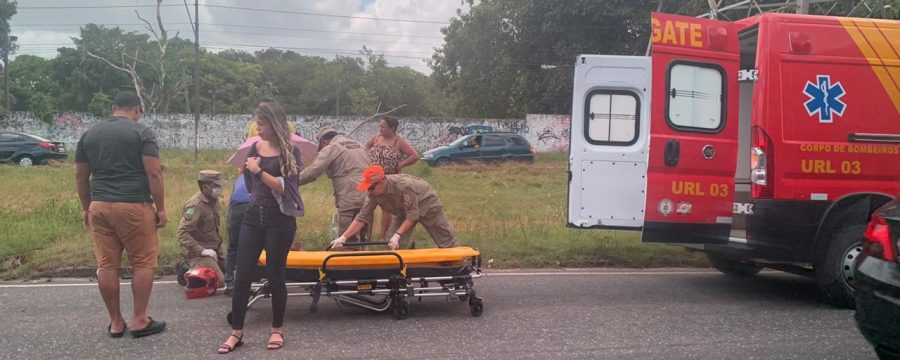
[29, 92, 54, 124]
[347, 87, 379, 115]
[89, 91, 112, 117]
[0, 0, 17, 110]
[431, 0, 656, 118]
[8, 55, 59, 111]
[83, 0, 192, 113]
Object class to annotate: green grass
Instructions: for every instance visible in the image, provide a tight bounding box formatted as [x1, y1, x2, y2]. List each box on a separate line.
[0, 150, 706, 278]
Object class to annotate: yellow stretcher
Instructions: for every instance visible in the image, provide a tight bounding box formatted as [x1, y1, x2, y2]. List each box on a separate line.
[230, 245, 484, 323]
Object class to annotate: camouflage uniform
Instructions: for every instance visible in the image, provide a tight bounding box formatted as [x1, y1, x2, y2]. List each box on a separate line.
[355, 174, 459, 249]
[177, 170, 225, 287]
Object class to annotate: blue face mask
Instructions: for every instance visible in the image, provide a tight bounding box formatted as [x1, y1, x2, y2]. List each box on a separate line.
[210, 186, 223, 198]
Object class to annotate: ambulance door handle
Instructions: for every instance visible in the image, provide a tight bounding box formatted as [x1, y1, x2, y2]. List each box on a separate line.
[664, 139, 680, 167]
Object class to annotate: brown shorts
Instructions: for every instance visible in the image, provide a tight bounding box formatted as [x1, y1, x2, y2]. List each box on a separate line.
[89, 201, 160, 270]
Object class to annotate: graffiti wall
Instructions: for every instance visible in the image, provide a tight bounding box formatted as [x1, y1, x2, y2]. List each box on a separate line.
[0, 112, 571, 153]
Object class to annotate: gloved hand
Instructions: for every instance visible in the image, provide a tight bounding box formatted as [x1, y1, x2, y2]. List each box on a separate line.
[389, 233, 402, 250]
[330, 235, 347, 249]
[201, 249, 217, 259]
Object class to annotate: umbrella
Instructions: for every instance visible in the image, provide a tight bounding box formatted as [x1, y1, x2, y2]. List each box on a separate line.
[227, 134, 318, 168]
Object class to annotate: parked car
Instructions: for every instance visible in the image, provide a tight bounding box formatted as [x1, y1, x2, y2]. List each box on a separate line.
[0, 131, 67, 167]
[854, 196, 900, 359]
[421, 132, 534, 167]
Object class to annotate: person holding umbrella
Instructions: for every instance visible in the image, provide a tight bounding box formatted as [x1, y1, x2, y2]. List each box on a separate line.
[218, 102, 303, 354]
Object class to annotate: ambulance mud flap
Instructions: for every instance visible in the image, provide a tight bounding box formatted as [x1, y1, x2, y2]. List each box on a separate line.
[643, 222, 731, 244]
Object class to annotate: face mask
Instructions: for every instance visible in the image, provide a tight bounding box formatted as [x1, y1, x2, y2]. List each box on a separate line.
[210, 186, 223, 198]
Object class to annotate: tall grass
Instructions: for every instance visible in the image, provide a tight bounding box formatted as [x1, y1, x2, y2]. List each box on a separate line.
[0, 150, 706, 278]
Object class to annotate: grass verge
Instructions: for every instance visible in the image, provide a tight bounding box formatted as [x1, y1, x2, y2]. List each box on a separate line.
[0, 150, 706, 278]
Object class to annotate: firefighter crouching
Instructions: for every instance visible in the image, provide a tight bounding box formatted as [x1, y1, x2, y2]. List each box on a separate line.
[331, 164, 460, 250]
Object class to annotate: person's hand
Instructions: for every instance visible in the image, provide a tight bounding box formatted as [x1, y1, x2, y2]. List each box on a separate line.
[201, 249, 217, 259]
[81, 210, 91, 229]
[389, 233, 402, 250]
[155, 210, 168, 228]
[330, 235, 346, 249]
[245, 157, 262, 175]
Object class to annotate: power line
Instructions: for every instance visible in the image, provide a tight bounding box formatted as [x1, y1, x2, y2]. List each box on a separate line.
[13, 22, 445, 39]
[19, 3, 450, 25]
[201, 4, 449, 24]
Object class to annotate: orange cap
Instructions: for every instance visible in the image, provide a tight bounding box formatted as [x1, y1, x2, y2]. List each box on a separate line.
[356, 165, 386, 191]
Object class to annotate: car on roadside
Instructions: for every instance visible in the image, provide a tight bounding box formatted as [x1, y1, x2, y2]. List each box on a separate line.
[0, 131, 68, 167]
[421, 132, 535, 167]
[854, 196, 900, 360]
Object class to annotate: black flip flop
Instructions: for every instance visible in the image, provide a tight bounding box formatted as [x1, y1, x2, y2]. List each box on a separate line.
[130, 317, 167, 338]
[107, 323, 125, 338]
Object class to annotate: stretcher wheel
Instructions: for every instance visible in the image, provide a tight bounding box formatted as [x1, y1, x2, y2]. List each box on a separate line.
[393, 299, 409, 320]
[226, 311, 233, 325]
[469, 298, 483, 317]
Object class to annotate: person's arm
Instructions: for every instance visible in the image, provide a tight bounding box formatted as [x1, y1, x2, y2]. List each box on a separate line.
[397, 138, 419, 170]
[339, 220, 367, 240]
[365, 134, 377, 150]
[245, 156, 285, 195]
[299, 144, 333, 185]
[393, 219, 416, 238]
[143, 155, 167, 228]
[176, 206, 206, 257]
[75, 162, 92, 229]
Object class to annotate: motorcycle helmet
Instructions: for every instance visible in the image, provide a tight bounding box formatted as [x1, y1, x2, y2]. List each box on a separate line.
[184, 266, 219, 299]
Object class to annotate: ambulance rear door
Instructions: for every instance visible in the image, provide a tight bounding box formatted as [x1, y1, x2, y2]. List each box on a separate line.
[642, 13, 740, 244]
[567, 55, 651, 230]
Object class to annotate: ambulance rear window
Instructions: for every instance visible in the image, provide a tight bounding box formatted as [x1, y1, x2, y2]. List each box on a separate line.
[585, 90, 640, 146]
[666, 62, 726, 132]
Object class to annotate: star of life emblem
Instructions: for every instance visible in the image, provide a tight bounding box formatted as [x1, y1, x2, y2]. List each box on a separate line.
[803, 75, 846, 124]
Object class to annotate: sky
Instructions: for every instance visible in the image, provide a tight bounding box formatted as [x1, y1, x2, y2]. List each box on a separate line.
[11, 0, 472, 74]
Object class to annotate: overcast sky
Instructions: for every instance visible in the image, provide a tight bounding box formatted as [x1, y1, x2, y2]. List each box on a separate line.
[11, 0, 471, 74]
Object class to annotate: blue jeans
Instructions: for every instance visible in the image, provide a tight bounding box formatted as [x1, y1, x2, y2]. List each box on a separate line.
[224, 202, 249, 288]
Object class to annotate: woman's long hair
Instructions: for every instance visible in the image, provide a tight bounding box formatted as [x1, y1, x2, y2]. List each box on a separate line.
[256, 102, 298, 176]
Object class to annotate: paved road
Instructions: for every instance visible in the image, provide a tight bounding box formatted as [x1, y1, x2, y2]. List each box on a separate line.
[0, 269, 875, 359]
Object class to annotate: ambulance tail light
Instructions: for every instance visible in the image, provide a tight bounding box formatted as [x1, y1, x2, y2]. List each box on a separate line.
[751, 127, 774, 199]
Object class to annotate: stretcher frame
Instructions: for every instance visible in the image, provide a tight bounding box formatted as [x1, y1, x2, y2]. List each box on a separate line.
[227, 245, 484, 323]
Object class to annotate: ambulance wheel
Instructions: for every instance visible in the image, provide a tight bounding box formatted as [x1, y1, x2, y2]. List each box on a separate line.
[393, 299, 409, 320]
[706, 253, 762, 277]
[469, 298, 483, 317]
[226, 311, 233, 325]
[814, 224, 864, 309]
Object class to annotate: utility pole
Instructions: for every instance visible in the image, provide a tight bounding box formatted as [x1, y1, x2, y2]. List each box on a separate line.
[192, 0, 200, 161]
[3, 35, 15, 111]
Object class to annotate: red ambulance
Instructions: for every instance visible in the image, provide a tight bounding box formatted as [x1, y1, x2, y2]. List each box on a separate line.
[568, 12, 900, 308]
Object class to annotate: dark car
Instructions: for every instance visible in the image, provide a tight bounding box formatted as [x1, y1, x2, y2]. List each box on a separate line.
[421, 132, 534, 167]
[0, 131, 67, 167]
[854, 196, 900, 359]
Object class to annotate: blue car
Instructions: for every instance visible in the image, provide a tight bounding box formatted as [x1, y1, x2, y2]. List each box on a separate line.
[0, 131, 67, 167]
[854, 196, 900, 359]
[421, 133, 534, 167]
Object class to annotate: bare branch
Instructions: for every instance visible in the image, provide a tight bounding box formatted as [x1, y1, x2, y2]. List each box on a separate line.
[347, 104, 408, 138]
[85, 49, 146, 110]
[135, 10, 159, 42]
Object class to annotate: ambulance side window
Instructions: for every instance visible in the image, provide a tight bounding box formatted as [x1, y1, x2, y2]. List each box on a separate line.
[584, 90, 640, 146]
[666, 62, 726, 132]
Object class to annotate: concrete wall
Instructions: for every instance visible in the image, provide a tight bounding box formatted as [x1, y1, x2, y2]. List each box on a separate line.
[0, 112, 571, 153]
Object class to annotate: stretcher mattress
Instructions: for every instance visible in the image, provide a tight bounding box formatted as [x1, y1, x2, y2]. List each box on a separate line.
[259, 247, 480, 268]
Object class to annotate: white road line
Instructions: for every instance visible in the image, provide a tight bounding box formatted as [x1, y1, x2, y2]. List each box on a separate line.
[0, 270, 743, 288]
[0, 280, 180, 288]
[486, 271, 721, 276]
